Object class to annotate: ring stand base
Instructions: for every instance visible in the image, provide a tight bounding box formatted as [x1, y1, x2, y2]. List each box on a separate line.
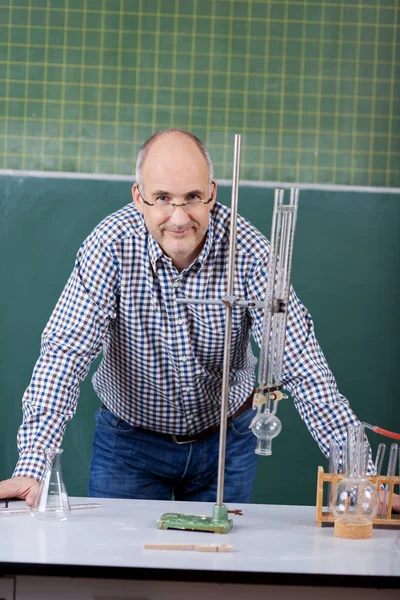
[157, 504, 233, 534]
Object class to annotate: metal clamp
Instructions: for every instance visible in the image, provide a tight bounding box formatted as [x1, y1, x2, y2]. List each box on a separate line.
[221, 295, 238, 308]
[252, 389, 288, 408]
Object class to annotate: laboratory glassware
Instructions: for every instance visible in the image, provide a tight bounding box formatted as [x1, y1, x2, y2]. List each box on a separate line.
[250, 188, 299, 455]
[380, 443, 399, 518]
[251, 406, 282, 456]
[330, 426, 379, 539]
[373, 443, 386, 476]
[327, 441, 339, 503]
[30, 448, 71, 521]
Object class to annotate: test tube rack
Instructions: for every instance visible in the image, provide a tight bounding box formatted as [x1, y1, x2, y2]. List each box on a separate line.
[315, 466, 400, 528]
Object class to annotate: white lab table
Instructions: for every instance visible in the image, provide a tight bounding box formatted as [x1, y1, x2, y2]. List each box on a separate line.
[0, 498, 399, 599]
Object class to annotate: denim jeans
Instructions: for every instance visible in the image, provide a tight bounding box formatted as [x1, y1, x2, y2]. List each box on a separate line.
[89, 406, 258, 502]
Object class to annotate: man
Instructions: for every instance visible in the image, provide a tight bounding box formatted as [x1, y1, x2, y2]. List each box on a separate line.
[0, 129, 397, 507]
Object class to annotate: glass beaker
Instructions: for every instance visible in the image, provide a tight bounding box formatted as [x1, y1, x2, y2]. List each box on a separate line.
[31, 448, 71, 521]
[330, 426, 379, 539]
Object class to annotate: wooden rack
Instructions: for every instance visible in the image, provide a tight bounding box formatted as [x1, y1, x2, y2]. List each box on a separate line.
[315, 466, 400, 528]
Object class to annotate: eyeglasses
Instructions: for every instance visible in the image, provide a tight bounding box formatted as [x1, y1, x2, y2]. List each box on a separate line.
[137, 185, 214, 215]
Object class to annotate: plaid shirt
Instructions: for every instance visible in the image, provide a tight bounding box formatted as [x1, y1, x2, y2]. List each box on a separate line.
[14, 201, 363, 480]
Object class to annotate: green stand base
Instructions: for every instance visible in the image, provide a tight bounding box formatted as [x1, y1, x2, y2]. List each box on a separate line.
[157, 504, 233, 534]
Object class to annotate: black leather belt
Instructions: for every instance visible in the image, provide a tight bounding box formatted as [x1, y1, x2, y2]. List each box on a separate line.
[101, 390, 255, 445]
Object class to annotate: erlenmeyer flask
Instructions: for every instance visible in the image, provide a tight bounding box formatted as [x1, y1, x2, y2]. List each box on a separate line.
[31, 448, 71, 521]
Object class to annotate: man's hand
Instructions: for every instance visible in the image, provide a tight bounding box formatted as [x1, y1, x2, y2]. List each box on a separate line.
[379, 490, 400, 514]
[393, 493, 400, 512]
[0, 477, 39, 506]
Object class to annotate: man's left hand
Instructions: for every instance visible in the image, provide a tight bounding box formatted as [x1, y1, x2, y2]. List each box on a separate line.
[379, 490, 400, 513]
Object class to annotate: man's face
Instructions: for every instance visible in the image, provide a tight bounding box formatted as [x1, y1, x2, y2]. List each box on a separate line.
[132, 133, 217, 271]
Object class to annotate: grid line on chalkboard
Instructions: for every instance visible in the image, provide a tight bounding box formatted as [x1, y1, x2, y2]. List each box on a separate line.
[259, 1, 271, 182]
[222, 0, 234, 181]
[132, 0, 143, 171]
[385, 0, 398, 186]
[368, 0, 380, 187]
[276, 0, 287, 183]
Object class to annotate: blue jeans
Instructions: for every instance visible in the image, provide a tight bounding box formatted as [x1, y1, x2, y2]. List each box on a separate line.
[89, 407, 258, 502]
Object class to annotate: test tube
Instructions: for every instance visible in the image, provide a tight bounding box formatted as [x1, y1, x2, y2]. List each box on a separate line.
[328, 441, 339, 507]
[380, 443, 399, 519]
[341, 440, 347, 475]
[373, 443, 386, 476]
[398, 448, 400, 495]
[345, 425, 362, 477]
[329, 441, 339, 474]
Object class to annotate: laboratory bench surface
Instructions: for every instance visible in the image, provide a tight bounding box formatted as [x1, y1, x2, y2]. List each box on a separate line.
[1, 498, 399, 593]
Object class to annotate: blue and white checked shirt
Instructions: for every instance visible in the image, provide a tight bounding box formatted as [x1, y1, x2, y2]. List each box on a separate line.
[15, 201, 363, 480]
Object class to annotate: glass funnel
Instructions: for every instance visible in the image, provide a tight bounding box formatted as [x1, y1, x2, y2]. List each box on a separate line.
[30, 448, 71, 521]
[330, 426, 379, 538]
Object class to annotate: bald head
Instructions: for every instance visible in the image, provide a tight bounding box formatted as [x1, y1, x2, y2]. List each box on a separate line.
[132, 129, 217, 271]
[135, 129, 214, 190]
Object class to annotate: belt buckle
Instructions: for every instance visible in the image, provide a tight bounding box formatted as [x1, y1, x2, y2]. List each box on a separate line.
[171, 434, 196, 445]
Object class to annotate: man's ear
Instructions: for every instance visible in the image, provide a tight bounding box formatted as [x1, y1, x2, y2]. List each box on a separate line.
[132, 183, 144, 214]
[209, 180, 218, 209]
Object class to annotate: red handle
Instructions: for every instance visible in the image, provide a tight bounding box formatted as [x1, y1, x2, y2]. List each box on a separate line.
[373, 426, 400, 441]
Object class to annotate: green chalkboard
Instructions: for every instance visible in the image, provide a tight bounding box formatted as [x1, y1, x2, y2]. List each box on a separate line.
[1, 174, 399, 505]
[0, 0, 399, 186]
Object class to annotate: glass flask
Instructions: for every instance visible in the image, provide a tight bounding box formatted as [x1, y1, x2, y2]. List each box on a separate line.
[250, 408, 282, 456]
[330, 426, 379, 539]
[31, 448, 71, 521]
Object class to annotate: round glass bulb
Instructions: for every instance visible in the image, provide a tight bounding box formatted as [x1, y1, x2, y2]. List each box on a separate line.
[330, 476, 379, 524]
[251, 412, 282, 456]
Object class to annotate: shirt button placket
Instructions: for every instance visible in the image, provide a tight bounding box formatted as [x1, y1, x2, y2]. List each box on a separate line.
[174, 281, 194, 424]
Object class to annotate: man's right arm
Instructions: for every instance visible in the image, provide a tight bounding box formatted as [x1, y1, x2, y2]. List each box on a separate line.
[3, 229, 119, 497]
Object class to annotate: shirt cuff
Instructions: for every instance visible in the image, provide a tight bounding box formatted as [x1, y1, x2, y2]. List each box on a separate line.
[12, 453, 47, 482]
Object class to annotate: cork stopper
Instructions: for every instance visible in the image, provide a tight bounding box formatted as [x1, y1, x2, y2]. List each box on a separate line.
[334, 517, 372, 539]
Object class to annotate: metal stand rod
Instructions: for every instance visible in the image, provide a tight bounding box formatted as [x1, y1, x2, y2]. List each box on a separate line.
[216, 134, 241, 507]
